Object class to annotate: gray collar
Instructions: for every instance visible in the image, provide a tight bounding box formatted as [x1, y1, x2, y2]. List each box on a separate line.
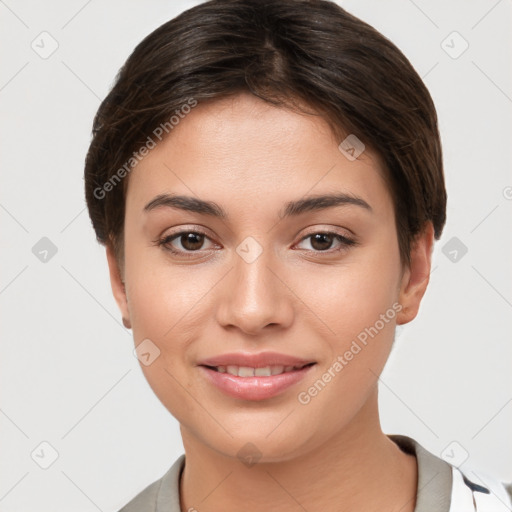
[389, 434, 452, 512]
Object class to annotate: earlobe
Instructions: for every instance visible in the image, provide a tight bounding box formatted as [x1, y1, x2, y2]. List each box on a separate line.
[396, 222, 435, 326]
[106, 244, 132, 329]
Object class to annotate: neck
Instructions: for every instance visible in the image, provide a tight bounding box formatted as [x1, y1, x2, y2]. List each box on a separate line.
[179, 387, 417, 512]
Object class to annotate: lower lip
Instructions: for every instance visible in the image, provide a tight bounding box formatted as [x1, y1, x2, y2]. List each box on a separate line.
[199, 364, 316, 401]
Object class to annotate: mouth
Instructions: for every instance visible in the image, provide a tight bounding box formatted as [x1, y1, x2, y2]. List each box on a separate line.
[198, 362, 317, 401]
[201, 362, 316, 377]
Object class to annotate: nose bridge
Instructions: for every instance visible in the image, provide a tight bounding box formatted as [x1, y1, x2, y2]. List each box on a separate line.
[216, 236, 292, 334]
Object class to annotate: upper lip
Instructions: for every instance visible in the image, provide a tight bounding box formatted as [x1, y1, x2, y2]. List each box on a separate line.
[198, 351, 316, 368]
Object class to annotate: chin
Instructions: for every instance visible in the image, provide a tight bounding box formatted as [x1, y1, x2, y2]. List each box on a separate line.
[200, 424, 316, 465]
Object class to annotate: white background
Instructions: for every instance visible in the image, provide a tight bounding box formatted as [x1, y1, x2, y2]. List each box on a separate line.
[1, 0, 511, 510]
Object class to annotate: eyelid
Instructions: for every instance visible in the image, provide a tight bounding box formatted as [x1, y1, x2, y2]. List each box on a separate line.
[156, 224, 214, 242]
[297, 224, 356, 239]
[156, 227, 217, 249]
[293, 230, 357, 252]
[295, 223, 355, 241]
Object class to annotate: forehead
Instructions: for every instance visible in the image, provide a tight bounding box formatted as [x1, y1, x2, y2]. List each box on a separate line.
[125, 93, 392, 218]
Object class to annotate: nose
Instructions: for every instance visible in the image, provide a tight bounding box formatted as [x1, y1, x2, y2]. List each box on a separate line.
[215, 242, 294, 336]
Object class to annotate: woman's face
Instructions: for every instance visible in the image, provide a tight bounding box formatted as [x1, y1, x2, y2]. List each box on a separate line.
[108, 92, 431, 462]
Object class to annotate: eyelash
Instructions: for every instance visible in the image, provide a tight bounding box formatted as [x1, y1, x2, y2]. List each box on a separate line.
[155, 229, 357, 258]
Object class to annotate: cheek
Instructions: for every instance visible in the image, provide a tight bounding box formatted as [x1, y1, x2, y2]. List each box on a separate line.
[292, 240, 402, 388]
[123, 259, 204, 420]
[122, 225, 208, 340]
[123, 247, 222, 405]
[292, 260, 401, 428]
[296, 244, 401, 341]
[126, 263, 205, 349]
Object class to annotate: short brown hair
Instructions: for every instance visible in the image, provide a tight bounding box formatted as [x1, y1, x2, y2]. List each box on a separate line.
[84, 0, 447, 268]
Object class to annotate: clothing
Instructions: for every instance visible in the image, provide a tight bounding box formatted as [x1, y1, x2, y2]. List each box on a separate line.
[118, 434, 512, 511]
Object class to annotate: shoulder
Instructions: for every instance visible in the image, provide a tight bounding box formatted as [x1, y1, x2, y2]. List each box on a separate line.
[388, 434, 512, 510]
[389, 434, 453, 511]
[117, 454, 186, 512]
[118, 478, 162, 512]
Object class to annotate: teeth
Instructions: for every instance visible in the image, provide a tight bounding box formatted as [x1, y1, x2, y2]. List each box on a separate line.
[255, 367, 272, 376]
[226, 365, 240, 376]
[217, 364, 305, 377]
[238, 366, 255, 377]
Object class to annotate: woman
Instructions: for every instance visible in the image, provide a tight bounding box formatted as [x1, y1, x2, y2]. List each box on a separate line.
[84, 0, 511, 510]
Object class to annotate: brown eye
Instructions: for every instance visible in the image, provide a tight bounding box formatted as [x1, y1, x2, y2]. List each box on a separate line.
[158, 230, 216, 255]
[309, 233, 335, 251]
[178, 232, 205, 251]
[295, 231, 357, 254]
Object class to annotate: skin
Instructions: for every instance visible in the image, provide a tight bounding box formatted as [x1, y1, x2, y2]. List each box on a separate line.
[106, 92, 434, 512]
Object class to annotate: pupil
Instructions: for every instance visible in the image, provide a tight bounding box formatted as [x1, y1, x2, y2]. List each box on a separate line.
[182, 233, 204, 250]
[311, 233, 332, 251]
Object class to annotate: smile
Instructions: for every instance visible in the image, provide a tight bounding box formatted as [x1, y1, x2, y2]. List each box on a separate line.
[205, 363, 313, 377]
[199, 362, 316, 401]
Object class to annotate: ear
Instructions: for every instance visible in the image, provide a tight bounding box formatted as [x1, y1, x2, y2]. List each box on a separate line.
[396, 222, 435, 325]
[106, 244, 131, 329]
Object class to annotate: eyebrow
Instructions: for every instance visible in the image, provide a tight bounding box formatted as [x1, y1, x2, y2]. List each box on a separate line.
[143, 192, 372, 218]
